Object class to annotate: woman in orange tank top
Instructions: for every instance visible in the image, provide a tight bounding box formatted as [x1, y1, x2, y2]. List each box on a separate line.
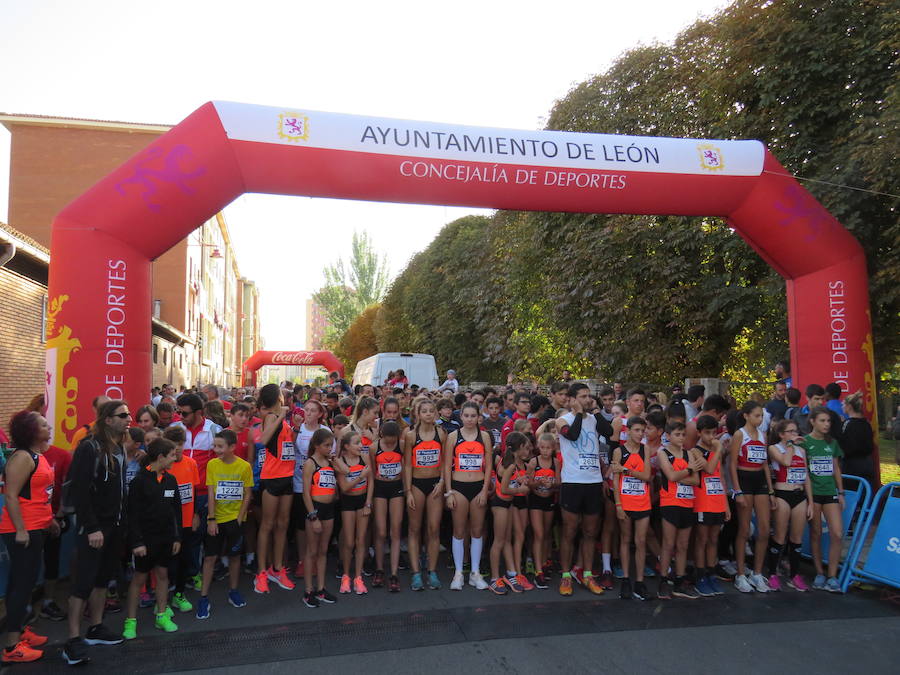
[528, 432, 559, 589]
[301, 428, 337, 608]
[402, 400, 446, 591]
[0, 411, 58, 663]
[372, 422, 404, 592]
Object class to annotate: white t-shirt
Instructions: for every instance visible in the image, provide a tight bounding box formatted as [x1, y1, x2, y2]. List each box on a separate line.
[293, 423, 325, 493]
[559, 412, 606, 484]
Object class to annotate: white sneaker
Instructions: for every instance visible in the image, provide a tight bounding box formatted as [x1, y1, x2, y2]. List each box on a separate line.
[721, 560, 738, 577]
[749, 573, 771, 593]
[468, 571, 489, 590]
[450, 571, 464, 591]
[734, 574, 753, 593]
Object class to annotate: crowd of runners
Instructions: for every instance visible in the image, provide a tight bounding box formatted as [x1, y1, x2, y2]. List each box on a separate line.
[0, 370, 870, 665]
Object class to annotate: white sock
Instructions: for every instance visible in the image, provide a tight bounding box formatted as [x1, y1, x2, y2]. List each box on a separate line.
[602, 553, 612, 572]
[452, 537, 465, 572]
[470, 537, 483, 575]
[506, 570, 517, 578]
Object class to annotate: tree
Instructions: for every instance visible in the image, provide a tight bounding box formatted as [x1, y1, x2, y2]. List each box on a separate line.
[334, 305, 380, 375]
[313, 231, 390, 344]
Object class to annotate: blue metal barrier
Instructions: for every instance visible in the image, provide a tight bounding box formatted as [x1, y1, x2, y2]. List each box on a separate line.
[840, 482, 900, 593]
[801, 474, 871, 565]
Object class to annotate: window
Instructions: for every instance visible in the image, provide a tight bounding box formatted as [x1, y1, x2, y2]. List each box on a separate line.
[179, 353, 183, 368]
[152, 343, 158, 364]
[163, 347, 168, 365]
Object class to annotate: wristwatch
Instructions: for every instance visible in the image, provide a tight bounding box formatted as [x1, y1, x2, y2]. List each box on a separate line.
[443, 491, 453, 498]
[306, 510, 319, 521]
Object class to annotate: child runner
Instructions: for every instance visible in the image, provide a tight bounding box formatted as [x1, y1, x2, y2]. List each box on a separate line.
[804, 407, 845, 593]
[656, 422, 703, 599]
[334, 429, 373, 595]
[403, 399, 446, 591]
[437, 399, 461, 436]
[301, 428, 338, 607]
[372, 421, 405, 592]
[162, 426, 200, 615]
[122, 439, 181, 639]
[254, 384, 296, 594]
[489, 432, 534, 594]
[443, 401, 493, 591]
[611, 416, 652, 601]
[350, 396, 380, 455]
[291, 399, 327, 580]
[196, 430, 253, 619]
[766, 418, 810, 592]
[482, 397, 507, 452]
[729, 401, 775, 593]
[528, 432, 559, 589]
[692, 414, 729, 597]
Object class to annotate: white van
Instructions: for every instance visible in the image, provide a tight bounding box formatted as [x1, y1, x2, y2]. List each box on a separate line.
[352, 353, 439, 389]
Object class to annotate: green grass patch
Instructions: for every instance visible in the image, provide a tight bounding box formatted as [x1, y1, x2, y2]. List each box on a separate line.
[878, 434, 900, 484]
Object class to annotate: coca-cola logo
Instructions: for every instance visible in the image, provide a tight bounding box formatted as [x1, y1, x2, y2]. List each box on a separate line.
[271, 351, 316, 365]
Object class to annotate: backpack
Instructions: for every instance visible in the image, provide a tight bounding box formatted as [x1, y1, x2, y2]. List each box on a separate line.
[60, 437, 101, 515]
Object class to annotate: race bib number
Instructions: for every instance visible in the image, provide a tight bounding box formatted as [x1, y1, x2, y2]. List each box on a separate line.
[379, 462, 401, 479]
[178, 483, 193, 504]
[348, 469, 367, 487]
[621, 476, 645, 496]
[254, 444, 265, 470]
[810, 457, 833, 476]
[280, 442, 295, 461]
[317, 471, 336, 489]
[676, 483, 695, 500]
[704, 476, 724, 496]
[458, 453, 482, 471]
[415, 448, 440, 467]
[215, 480, 243, 501]
[746, 445, 766, 463]
[787, 467, 807, 484]
[578, 452, 599, 472]
[598, 444, 610, 467]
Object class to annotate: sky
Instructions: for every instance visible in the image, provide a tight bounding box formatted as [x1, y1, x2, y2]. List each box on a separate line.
[0, 0, 726, 349]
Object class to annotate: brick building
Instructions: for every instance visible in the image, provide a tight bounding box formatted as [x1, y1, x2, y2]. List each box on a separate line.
[305, 297, 328, 350]
[0, 113, 262, 401]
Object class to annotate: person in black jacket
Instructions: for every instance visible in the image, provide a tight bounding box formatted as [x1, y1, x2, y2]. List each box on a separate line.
[839, 392, 875, 485]
[122, 438, 181, 639]
[63, 400, 130, 666]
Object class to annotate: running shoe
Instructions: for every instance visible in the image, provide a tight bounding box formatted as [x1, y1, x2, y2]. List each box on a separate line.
[695, 576, 716, 597]
[516, 573, 535, 591]
[303, 591, 319, 608]
[20, 626, 48, 647]
[427, 571, 442, 590]
[411, 572, 424, 591]
[399, 552, 410, 571]
[506, 575, 525, 593]
[139, 590, 154, 608]
[525, 558, 536, 577]
[171, 592, 193, 613]
[254, 571, 270, 594]
[62, 638, 91, 666]
[825, 577, 843, 594]
[619, 579, 633, 600]
[613, 564, 625, 579]
[632, 581, 649, 601]
[335, 561, 344, 580]
[584, 575, 605, 595]
[468, 572, 489, 590]
[388, 575, 400, 593]
[734, 574, 753, 593]
[542, 559, 553, 576]
[489, 578, 509, 595]
[340, 574, 352, 594]
[191, 573, 203, 592]
[317, 588, 337, 604]
[84, 623, 124, 645]
[104, 595, 122, 614]
[787, 574, 809, 592]
[294, 560, 305, 578]
[196, 597, 211, 620]
[657, 578, 672, 600]
[812, 574, 827, 590]
[749, 573, 771, 593]
[534, 572, 549, 589]
[719, 560, 738, 577]
[714, 563, 735, 581]
[768, 574, 782, 592]
[39, 600, 66, 622]
[373, 570, 385, 588]
[122, 618, 137, 641]
[213, 561, 229, 582]
[2, 641, 42, 663]
[450, 571, 464, 591]
[709, 576, 725, 596]
[643, 565, 657, 578]
[155, 612, 178, 633]
[269, 567, 296, 591]
[559, 576, 574, 596]
[673, 581, 700, 599]
[599, 570, 614, 590]
[363, 555, 375, 576]
[228, 589, 247, 608]
[354, 576, 368, 595]
[571, 566, 585, 586]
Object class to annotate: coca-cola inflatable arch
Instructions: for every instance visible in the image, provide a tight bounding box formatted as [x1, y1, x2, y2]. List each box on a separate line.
[46, 101, 877, 460]
[242, 350, 344, 387]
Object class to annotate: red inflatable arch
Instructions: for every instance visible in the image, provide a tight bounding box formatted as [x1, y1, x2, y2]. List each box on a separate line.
[241, 349, 344, 388]
[46, 101, 877, 452]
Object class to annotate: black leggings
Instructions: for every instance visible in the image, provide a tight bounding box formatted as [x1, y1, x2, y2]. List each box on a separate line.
[172, 526, 197, 594]
[2, 531, 45, 634]
[43, 528, 62, 581]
